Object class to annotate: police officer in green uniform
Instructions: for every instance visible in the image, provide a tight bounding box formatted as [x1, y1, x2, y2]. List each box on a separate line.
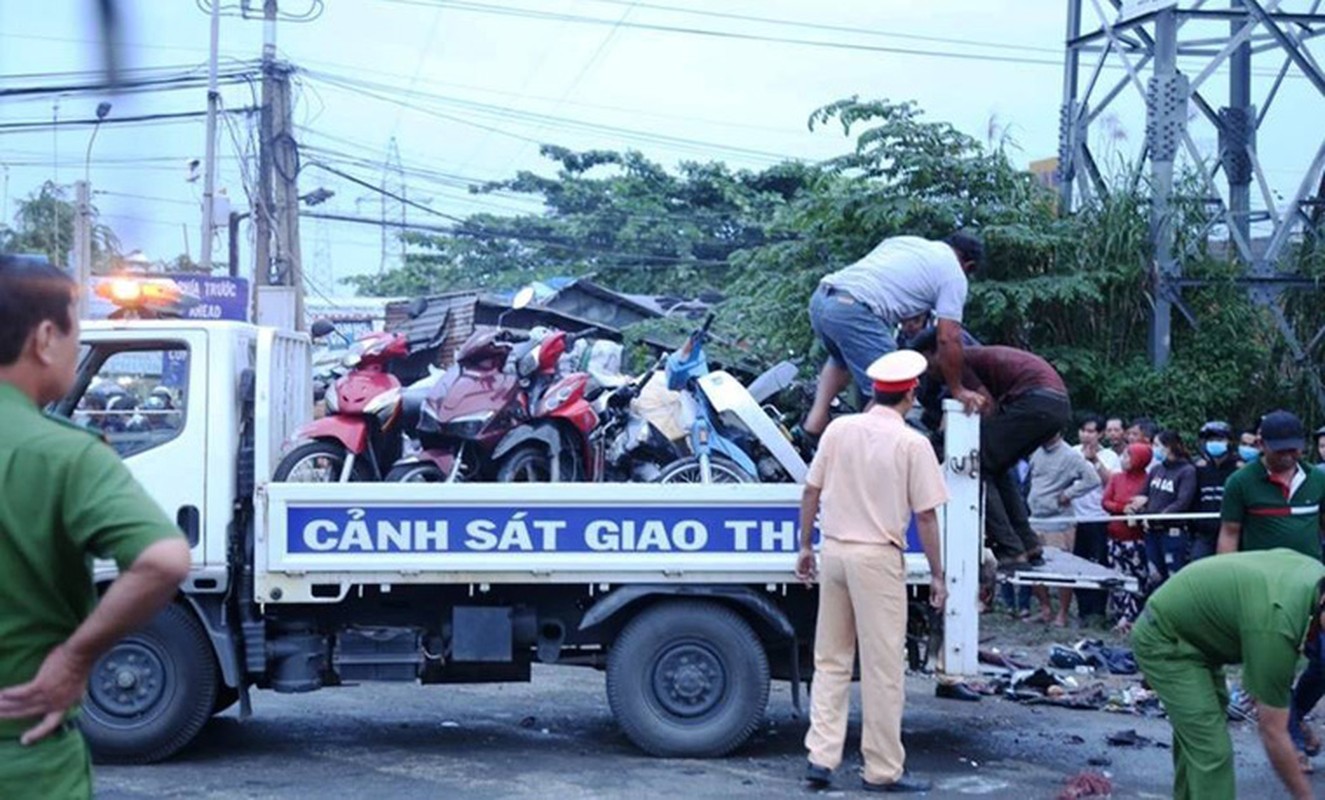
[1132, 549, 1324, 800]
[0, 256, 190, 800]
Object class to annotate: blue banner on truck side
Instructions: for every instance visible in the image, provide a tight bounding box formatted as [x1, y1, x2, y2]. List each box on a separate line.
[286, 505, 922, 555]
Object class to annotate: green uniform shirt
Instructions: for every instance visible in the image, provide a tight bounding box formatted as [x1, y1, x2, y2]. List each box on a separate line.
[0, 381, 180, 739]
[1221, 458, 1325, 559]
[1145, 548, 1325, 708]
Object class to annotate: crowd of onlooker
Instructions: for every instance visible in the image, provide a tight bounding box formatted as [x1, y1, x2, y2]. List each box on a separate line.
[996, 413, 1325, 634]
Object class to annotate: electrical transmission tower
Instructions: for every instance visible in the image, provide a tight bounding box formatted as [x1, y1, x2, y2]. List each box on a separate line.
[1058, 0, 1325, 405]
[379, 136, 407, 276]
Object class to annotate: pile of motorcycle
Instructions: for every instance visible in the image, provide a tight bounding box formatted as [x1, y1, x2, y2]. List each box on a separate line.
[273, 313, 808, 486]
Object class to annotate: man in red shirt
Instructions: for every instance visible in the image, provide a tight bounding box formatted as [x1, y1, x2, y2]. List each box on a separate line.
[913, 333, 1071, 566]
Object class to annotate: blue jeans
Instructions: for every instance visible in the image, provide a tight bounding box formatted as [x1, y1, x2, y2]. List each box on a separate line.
[1291, 638, 1325, 751]
[1000, 583, 1032, 613]
[808, 284, 897, 400]
[1144, 526, 1190, 582]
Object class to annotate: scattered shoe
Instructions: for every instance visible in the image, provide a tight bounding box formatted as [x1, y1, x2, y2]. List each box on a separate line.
[935, 681, 982, 702]
[804, 761, 832, 789]
[862, 773, 932, 793]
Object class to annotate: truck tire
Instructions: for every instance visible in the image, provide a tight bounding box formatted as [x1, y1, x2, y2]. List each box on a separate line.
[80, 603, 219, 764]
[606, 601, 769, 758]
[657, 455, 753, 484]
[273, 440, 372, 483]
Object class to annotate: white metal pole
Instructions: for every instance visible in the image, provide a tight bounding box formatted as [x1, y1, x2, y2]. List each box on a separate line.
[940, 398, 981, 676]
[200, 0, 222, 272]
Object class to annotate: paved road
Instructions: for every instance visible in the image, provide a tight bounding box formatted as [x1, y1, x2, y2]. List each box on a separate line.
[97, 666, 1298, 799]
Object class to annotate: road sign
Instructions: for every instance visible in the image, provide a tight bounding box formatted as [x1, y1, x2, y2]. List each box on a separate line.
[88, 274, 250, 321]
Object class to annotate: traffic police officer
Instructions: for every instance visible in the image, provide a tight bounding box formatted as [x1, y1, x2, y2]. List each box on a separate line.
[795, 349, 947, 793]
[0, 256, 190, 800]
[1132, 549, 1323, 800]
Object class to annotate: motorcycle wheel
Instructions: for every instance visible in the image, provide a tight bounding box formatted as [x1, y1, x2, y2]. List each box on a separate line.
[496, 445, 557, 483]
[385, 463, 450, 483]
[656, 455, 754, 484]
[273, 440, 372, 482]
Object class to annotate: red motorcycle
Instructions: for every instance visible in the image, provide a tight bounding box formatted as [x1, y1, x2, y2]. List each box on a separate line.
[274, 323, 411, 482]
[492, 368, 600, 482]
[386, 326, 584, 482]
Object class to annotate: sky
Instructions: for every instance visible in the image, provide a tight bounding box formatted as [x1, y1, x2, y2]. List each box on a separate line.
[1, 0, 1321, 302]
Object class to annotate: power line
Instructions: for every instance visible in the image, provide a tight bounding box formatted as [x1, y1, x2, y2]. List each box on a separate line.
[561, 0, 1066, 55]
[0, 106, 258, 134]
[375, 0, 1067, 67]
[301, 210, 737, 268]
[0, 67, 260, 99]
[306, 161, 469, 223]
[303, 69, 800, 164]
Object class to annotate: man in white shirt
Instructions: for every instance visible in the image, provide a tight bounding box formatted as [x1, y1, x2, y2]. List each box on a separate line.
[803, 232, 985, 439]
[1072, 415, 1120, 623]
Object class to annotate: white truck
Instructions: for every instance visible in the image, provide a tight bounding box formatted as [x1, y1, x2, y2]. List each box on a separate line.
[65, 318, 1122, 764]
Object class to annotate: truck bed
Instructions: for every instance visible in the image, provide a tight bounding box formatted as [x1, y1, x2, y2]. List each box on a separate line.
[257, 483, 942, 603]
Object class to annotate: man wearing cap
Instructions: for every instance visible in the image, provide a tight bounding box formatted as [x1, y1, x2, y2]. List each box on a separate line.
[1191, 420, 1238, 561]
[802, 232, 986, 443]
[1217, 410, 1325, 559]
[795, 349, 947, 793]
[1132, 549, 1323, 800]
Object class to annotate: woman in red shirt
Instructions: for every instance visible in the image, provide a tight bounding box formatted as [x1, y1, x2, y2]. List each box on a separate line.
[1102, 443, 1152, 632]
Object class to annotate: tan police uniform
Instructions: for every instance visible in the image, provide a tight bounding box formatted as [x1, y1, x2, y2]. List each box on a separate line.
[803, 350, 948, 785]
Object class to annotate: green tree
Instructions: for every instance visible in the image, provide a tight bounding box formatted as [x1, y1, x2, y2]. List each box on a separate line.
[0, 182, 119, 269]
[345, 147, 821, 298]
[354, 97, 1321, 430]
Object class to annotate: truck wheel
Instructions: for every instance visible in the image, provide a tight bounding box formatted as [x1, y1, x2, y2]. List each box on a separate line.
[657, 455, 753, 484]
[607, 601, 769, 758]
[80, 604, 219, 764]
[274, 440, 371, 482]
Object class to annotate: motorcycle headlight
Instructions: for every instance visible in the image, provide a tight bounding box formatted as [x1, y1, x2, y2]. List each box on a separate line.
[440, 411, 495, 440]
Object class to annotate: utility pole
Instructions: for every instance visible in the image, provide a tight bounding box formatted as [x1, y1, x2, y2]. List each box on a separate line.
[74, 180, 91, 317]
[200, 0, 222, 272]
[253, 0, 305, 330]
[252, 0, 275, 319]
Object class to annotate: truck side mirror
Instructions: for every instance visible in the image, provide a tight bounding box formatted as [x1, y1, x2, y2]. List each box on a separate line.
[310, 319, 336, 339]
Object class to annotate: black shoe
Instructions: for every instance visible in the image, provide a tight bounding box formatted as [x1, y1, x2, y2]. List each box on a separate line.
[862, 773, 932, 793]
[934, 681, 982, 702]
[804, 761, 832, 789]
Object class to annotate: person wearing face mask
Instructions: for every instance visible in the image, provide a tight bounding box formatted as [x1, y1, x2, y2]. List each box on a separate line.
[1102, 443, 1153, 632]
[1238, 428, 1262, 466]
[1191, 421, 1239, 561]
[1138, 430, 1197, 585]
